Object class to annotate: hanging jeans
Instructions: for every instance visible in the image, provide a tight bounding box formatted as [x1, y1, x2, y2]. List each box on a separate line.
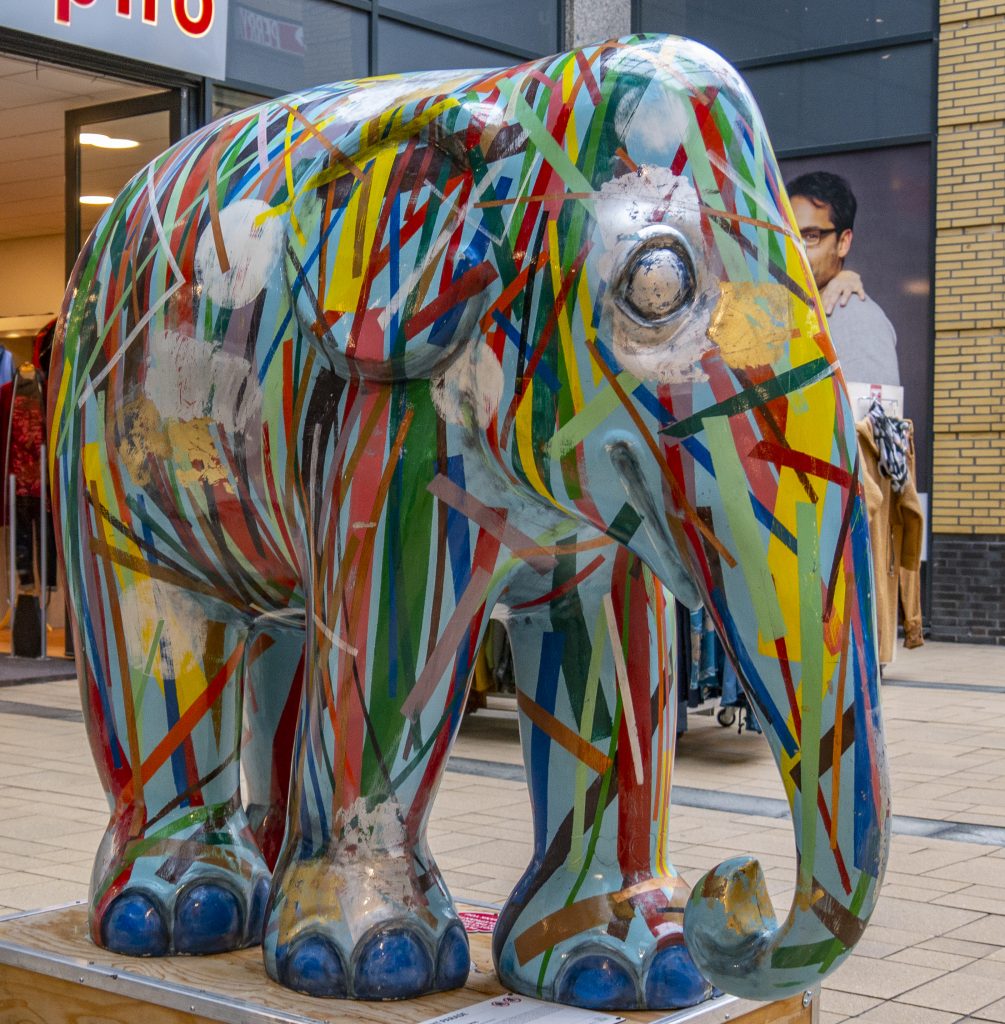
[14, 494, 56, 588]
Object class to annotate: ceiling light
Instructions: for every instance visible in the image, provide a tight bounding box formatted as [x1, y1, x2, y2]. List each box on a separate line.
[79, 132, 140, 149]
[80, 195, 114, 206]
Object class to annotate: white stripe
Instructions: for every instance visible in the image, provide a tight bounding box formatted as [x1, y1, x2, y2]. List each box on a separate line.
[603, 592, 644, 786]
[79, 164, 186, 407]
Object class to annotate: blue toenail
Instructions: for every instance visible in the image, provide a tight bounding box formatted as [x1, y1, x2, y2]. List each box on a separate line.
[557, 951, 638, 1009]
[435, 922, 470, 990]
[353, 927, 433, 999]
[281, 934, 347, 997]
[101, 891, 169, 956]
[247, 877, 270, 943]
[174, 883, 242, 954]
[645, 944, 710, 1008]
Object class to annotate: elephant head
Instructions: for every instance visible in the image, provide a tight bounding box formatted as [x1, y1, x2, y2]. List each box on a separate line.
[473, 37, 892, 999]
[278, 34, 889, 1001]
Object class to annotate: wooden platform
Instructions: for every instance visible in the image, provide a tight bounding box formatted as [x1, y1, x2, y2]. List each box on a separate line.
[0, 904, 818, 1024]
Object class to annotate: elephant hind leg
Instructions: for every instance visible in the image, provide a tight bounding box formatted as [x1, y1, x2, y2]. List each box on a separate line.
[494, 547, 712, 1011]
[72, 567, 271, 956]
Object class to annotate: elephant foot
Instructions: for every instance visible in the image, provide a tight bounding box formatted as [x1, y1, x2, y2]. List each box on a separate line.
[264, 848, 469, 999]
[91, 804, 271, 956]
[494, 873, 714, 1010]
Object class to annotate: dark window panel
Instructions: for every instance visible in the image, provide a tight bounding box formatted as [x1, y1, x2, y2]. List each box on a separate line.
[381, 0, 558, 55]
[637, 0, 935, 64]
[213, 86, 270, 119]
[376, 20, 517, 75]
[744, 43, 934, 153]
[226, 1, 369, 94]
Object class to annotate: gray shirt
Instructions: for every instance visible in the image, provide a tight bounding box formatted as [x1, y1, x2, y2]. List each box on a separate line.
[826, 294, 900, 387]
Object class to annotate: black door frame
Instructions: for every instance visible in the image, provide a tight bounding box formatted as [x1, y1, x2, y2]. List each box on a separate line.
[64, 91, 185, 278]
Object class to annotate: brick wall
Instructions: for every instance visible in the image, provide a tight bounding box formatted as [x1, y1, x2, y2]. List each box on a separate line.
[931, 4, 1005, 642]
[929, 534, 1005, 644]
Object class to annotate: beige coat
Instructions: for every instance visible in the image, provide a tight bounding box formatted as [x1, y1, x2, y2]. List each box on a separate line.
[856, 419, 924, 664]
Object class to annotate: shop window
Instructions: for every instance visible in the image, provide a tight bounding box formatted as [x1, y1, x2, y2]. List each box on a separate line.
[377, 20, 519, 75]
[227, 1, 369, 94]
[380, 0, 558, 56]
[744, 43, 933, 153]
[637, 0, 935, 64]
[779, 144, 933, 489]
[213, 86, 271, 121]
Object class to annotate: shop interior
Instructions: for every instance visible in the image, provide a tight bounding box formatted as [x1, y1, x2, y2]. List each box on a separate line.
[0, 52, 171, 658]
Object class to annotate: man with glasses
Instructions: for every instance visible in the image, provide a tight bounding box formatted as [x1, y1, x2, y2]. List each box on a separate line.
[788, 170, 900, 387]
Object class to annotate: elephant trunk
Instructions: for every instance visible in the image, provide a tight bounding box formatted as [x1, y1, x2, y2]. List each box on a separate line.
[670, 377, 891, 1000]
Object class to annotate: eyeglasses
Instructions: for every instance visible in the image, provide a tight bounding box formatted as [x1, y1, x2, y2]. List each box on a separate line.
[799, 227, 838, 248]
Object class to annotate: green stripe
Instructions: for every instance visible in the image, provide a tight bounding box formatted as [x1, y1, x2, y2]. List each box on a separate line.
[679, 99, 748, 282]
[571, 603, 608, 870]
[549, 370, 641, 459]
[660, 358, 832, 439]
[496, 79, 594, 196]
[771, 937, 843, 971]
[797, 501, 823, 892]
[705, 415, 786, 641]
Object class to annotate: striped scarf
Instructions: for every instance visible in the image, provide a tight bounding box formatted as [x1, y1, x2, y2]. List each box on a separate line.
[868, 398, 911, 493]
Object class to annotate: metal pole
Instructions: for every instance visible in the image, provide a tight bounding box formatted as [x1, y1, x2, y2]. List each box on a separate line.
[8, 474, 15, 642]
[40, 444, 47, 660]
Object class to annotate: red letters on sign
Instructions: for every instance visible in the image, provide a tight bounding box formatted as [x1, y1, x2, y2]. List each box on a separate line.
[115, 0, 158, 22]
[55, 0, 96, 27]
[56, 0, 214, 37]
[173, 0, 214, 37]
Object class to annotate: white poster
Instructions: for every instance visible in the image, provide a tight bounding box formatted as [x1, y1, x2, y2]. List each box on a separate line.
[3, 0, 229, 80]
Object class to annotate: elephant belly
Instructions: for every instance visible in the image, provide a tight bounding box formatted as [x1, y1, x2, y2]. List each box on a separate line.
[66, 384, 304, 620]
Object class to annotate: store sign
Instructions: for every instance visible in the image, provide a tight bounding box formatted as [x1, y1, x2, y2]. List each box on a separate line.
[233, 5, 305, 58]
[3, 0, 229, 80]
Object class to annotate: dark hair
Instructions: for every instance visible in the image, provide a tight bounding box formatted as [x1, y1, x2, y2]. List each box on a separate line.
[786, 171, 857, 235]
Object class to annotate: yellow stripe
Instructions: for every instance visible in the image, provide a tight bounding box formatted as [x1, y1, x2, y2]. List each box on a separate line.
[576, 268, 602, 388]
[548, 219, 584, 414]
[515, 379, 550, 502]
[284, 112, 306, 246]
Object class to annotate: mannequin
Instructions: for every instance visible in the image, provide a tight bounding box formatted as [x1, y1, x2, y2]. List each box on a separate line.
[1, 359, 55, 590]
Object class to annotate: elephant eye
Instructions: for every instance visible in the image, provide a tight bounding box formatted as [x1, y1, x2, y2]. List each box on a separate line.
[618, 239, 696, 325]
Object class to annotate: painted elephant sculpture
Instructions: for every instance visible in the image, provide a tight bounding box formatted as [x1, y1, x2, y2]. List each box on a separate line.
[50, 35, 890, 1011]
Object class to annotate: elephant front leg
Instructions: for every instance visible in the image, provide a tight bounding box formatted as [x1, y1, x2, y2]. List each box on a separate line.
[495, 547, 713, 1011]
[241, 625, 305, 869]
[263, 583, 479, 999]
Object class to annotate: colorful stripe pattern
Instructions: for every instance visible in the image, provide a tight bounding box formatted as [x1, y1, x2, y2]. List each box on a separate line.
[50, 35, 889, 1008]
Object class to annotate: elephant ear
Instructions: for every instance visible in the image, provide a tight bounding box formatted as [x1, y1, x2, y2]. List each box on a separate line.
[284, 116, 497, 382]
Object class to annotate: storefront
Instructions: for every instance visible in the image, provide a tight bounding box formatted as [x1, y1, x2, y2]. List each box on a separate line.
[0, 9, 211, 657]
[0, 1, 564, 658]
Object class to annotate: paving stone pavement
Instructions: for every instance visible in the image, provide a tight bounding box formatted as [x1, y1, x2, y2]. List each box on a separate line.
[0, 639, 1002, 1021]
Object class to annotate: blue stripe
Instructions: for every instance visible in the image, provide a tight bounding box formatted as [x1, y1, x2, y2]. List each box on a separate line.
[751, 494, 798, 552]
[445, 456, 472, 602]
[852, 626, 880, 875]
[529, 630, 565, 847]
[389, 192, 401, 343]
[492, 310, 560, 392]
[82, 600, 122, 772]
[711, 590, 798, 758]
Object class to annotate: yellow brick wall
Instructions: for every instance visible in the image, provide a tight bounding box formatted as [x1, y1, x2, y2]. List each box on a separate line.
[934, 4, 1005, 534]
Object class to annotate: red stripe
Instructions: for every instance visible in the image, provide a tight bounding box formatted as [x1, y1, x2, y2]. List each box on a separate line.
[749, 440, 854, 490]
[511, 554, 606, 610]
[575, 50, 602, 105]
[404, 262, 498, 340]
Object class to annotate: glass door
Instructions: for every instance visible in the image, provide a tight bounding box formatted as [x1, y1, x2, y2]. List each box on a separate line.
[65, 91, 183, 276]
